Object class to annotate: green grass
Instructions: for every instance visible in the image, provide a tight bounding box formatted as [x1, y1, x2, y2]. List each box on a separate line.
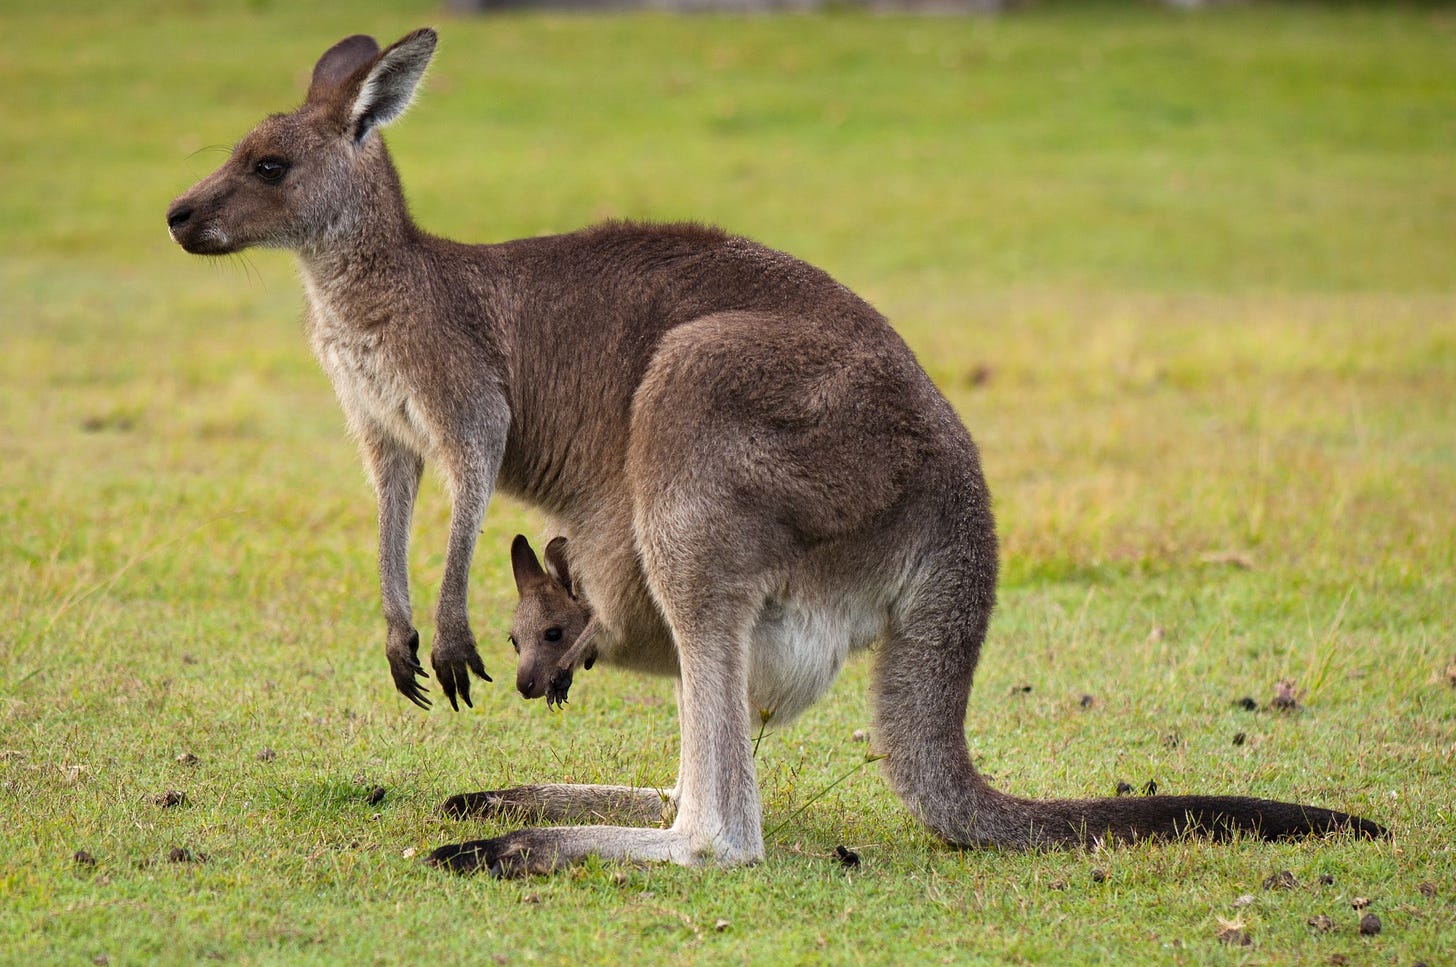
[2, 0, 1454, 963]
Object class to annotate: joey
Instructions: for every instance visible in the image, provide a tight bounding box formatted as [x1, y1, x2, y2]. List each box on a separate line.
[508, 536, 597, 708]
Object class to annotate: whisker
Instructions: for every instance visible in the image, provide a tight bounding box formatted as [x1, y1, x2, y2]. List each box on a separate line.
[226, 252, 266, 290]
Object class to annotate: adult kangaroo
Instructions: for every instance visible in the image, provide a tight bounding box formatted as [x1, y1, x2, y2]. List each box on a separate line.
[166, 28, 1383, 875]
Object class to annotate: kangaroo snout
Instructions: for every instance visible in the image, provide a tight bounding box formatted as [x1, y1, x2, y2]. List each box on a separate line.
[516, 670, 542, 700]
[165, 200, 201, 248]
[165, 192, 230, 254]
[166, 202, 192, 230]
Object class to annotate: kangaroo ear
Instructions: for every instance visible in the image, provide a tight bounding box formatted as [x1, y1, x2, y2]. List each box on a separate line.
[511, 534, 547, 596]
[346, 27, 437, 144]
[308, 34, 380, 105]
[543, 537, 574, 597]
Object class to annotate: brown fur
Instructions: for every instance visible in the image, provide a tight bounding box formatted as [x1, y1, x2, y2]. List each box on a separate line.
[167, 28, 1385, 876]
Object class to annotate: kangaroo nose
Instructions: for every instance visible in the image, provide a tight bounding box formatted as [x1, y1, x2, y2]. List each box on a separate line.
[166, 203, 193, 230]
[517, 675, 536, 699]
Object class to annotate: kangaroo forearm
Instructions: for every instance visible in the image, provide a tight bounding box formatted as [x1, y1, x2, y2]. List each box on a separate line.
[364, 436, 429, 707]
[433, 407, 509, 628]
[434, 484, 487, 630]
[373, 446, 422, 628]
[556, 616, 600, 672]
[429, 438, 503, 709]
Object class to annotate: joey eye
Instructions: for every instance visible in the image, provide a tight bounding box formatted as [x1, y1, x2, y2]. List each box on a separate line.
[254, 158, 289, 183]
[544, 628, 563, 643]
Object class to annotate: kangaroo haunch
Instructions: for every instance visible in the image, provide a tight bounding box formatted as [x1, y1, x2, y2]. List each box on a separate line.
[167, 27, 1385, 876]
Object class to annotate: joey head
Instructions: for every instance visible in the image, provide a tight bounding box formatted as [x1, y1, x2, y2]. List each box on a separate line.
[509, 536, 597, 708]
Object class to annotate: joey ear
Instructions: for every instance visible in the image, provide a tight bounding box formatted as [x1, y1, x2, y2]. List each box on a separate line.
[308, 34, 381, 105]
[543, 537, 574, 597]
[511, 534, 547, 596]
[346, 27, 437, 144]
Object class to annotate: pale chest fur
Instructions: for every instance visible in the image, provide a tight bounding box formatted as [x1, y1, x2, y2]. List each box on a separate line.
[304, 281, 434, 456]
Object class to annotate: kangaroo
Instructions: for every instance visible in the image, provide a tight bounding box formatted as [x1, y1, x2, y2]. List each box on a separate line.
[166, 28, 1385, 876]
[509, 535, 598, 708]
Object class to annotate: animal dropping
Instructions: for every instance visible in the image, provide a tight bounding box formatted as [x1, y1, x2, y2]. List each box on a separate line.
[168, 27, 1388, 877]
[1271, 679, 1302, 712]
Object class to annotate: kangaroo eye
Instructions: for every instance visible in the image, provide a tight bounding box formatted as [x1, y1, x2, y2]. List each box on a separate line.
[254, 158, 289, 183]
[544, 628, 563, 643]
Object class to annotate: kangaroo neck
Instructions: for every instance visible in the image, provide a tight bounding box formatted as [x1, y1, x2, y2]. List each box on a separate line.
[296, 146, 423, 300]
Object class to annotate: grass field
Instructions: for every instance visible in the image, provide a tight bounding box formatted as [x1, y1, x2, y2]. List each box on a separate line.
[2, 0, 1454, 962]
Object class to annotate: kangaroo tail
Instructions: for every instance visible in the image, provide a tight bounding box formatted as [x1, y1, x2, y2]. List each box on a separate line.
[874, 568, 1386, 847]
[899, 780, 1387, 848]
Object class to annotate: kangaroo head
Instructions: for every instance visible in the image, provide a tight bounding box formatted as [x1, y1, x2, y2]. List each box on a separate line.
[509, 535, 594, 701]
[166, 29, 436, 256]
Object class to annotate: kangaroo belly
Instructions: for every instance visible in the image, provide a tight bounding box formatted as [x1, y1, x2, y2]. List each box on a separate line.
[747, 594, 883, 723]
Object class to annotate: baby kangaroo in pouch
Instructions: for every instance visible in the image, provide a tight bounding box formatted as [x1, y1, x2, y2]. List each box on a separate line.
[509, 536, 598, 708]
[168, 27, 1385, 876]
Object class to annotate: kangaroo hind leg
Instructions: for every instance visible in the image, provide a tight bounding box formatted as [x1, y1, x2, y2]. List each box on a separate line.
[440, 783, 676, 826]
[427, 590, 765, 876]
[428, 533, 771, 876]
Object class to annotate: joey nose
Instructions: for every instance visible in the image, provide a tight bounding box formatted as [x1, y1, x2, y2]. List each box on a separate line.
[166, 203, 193, 230]
[516, 674, 537, 699]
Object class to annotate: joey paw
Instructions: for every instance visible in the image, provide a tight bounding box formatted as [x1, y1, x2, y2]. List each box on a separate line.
[545, 668, 574, 709]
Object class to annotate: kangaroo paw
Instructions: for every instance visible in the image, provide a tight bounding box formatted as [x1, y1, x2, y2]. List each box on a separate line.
[546, 668, 574, 709]
[439, 791, 509, 819]
[424, 839, 501, 876]
[424, 830, 557, 878]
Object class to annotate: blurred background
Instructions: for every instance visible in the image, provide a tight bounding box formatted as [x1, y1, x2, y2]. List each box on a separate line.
[0, 2, 1452, 960]
[5, 0, 1450, 583]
